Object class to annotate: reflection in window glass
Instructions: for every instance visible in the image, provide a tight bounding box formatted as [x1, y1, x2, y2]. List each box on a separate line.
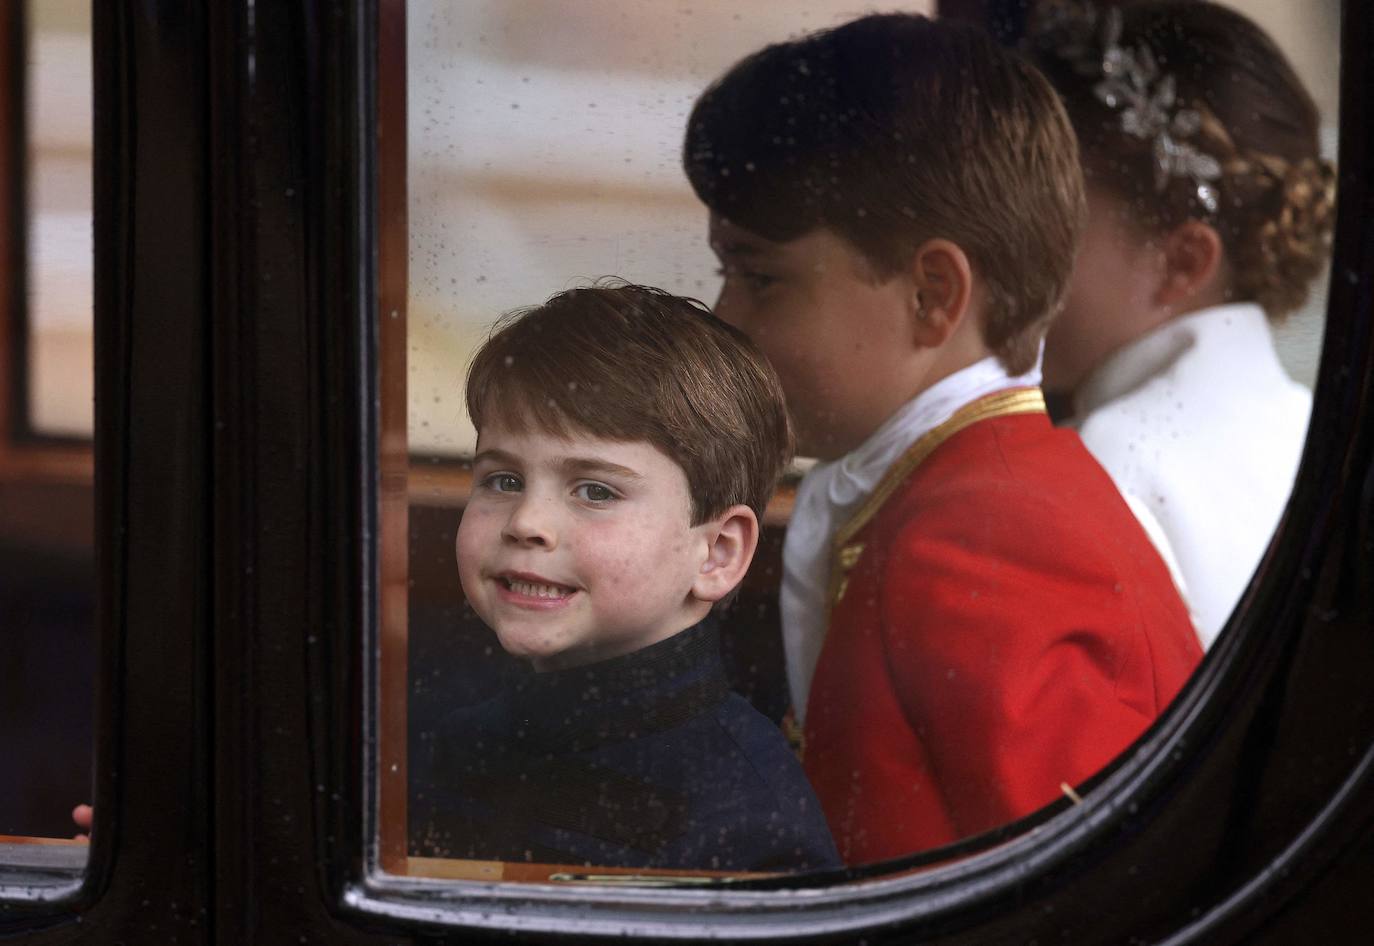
[0, 0, 93, 869]
[383, 0, 1337, 882]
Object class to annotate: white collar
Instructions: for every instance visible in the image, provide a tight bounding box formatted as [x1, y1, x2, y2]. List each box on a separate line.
[1073, 303, 1269, 419]
[780, 353, 1042, 721]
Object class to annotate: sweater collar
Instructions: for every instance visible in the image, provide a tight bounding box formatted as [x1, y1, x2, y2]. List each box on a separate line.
[504, 617, 728, 750]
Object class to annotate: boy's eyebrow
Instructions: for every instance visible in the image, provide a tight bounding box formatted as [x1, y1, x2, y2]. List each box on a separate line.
[557, 457, 644, 481]
[472, 448, 644, 482]
[472, 448, 521, 467]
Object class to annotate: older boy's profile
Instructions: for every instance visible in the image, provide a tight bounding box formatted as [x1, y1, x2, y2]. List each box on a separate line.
[686, 13, 1202, 862]
[412, 284, 839, 872]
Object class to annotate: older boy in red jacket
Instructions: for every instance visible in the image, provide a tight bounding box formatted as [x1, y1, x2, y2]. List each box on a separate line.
[685, 13, 1202, 863]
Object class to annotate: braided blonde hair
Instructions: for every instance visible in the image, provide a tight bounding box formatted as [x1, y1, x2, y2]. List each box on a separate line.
[1218, 152, 1337, 319]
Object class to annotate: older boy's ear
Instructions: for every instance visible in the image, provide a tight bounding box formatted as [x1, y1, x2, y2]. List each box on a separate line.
[692, 504, 759, 603]
[909, 238, 973, 348]
[1156, 220, 1224, 308]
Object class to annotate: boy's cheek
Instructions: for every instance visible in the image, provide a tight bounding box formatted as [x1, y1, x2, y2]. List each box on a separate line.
[453, 516, 489, 590]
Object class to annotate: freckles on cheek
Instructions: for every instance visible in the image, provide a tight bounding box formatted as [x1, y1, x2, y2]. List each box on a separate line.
[597, 532, 638, 571]
[597, 522, 662, 575]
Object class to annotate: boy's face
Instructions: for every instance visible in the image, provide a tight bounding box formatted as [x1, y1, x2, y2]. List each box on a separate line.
[456, 420, 714, 672]
[708, 215, 923, 460]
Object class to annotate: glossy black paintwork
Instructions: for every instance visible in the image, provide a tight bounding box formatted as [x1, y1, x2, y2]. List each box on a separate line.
[0, 1, 211, 941]
[0, 1, 1370, 943]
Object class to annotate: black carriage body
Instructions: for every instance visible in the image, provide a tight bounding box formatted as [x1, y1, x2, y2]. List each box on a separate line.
[1, 2, 1372, 943]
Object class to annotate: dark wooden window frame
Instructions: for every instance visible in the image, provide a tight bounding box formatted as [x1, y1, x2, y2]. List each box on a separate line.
[0, 1, 1371, 942]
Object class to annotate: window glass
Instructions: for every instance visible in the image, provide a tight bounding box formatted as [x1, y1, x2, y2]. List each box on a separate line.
[0, 0, 94, 874]
[24, 0, 92, 438]
[382, 0, 1338, 882]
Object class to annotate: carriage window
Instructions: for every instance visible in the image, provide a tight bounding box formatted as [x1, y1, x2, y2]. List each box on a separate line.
[0, 0, 94, 874]
[378, 0, 1339, 883]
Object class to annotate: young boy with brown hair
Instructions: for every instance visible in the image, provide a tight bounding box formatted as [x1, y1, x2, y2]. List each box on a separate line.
[684, 13, 1202, 863]
[415, 283, 839, 872]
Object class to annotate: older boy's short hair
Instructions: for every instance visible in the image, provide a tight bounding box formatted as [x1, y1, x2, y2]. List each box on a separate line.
[465, 283, 794, 524]
[684, 13, 1086, 374]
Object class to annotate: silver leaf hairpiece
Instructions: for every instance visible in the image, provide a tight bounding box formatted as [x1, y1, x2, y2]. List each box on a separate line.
[1047, 4, 1222, 213]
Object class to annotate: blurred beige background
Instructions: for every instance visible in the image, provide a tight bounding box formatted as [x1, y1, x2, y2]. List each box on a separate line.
[20, 1, 1341, 446]
[24, 0, 92, 437]
[403, 0, 1340, 457]
[404, 1, 939, 454]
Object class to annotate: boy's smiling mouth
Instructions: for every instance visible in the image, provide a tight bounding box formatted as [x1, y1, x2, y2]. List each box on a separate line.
[496, 571, 578, 603]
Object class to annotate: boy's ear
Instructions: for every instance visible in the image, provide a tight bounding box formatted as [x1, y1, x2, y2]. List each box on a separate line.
[1155, 220, 1224, 309]
[908, 238, 974, 349]
[692, 504, 759, 604]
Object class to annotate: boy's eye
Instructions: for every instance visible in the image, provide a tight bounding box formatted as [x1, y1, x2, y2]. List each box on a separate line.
[715, 264, 777, 293]
[574, 482, 616, 503]
[482, 472, 523, 493]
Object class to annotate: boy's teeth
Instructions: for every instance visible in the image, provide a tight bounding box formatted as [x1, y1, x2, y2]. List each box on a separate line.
[508, 579, 571, 599]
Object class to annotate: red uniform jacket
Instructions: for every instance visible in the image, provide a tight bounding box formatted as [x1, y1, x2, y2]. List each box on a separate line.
[802, 390, 1202, 864]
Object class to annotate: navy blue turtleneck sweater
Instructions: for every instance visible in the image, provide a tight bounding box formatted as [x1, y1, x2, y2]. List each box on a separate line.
[410, 618, 840, 872]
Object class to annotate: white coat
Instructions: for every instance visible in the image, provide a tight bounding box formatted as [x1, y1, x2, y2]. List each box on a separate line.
[1069, 303, 1312, 649]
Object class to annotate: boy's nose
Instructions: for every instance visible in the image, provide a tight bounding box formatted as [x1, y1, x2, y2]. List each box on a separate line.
[502, 495, 557, 549]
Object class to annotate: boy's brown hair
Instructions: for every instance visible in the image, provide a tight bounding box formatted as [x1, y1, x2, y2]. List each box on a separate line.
[683, 13, 1086, 374]
[465, 282, 794, 524]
